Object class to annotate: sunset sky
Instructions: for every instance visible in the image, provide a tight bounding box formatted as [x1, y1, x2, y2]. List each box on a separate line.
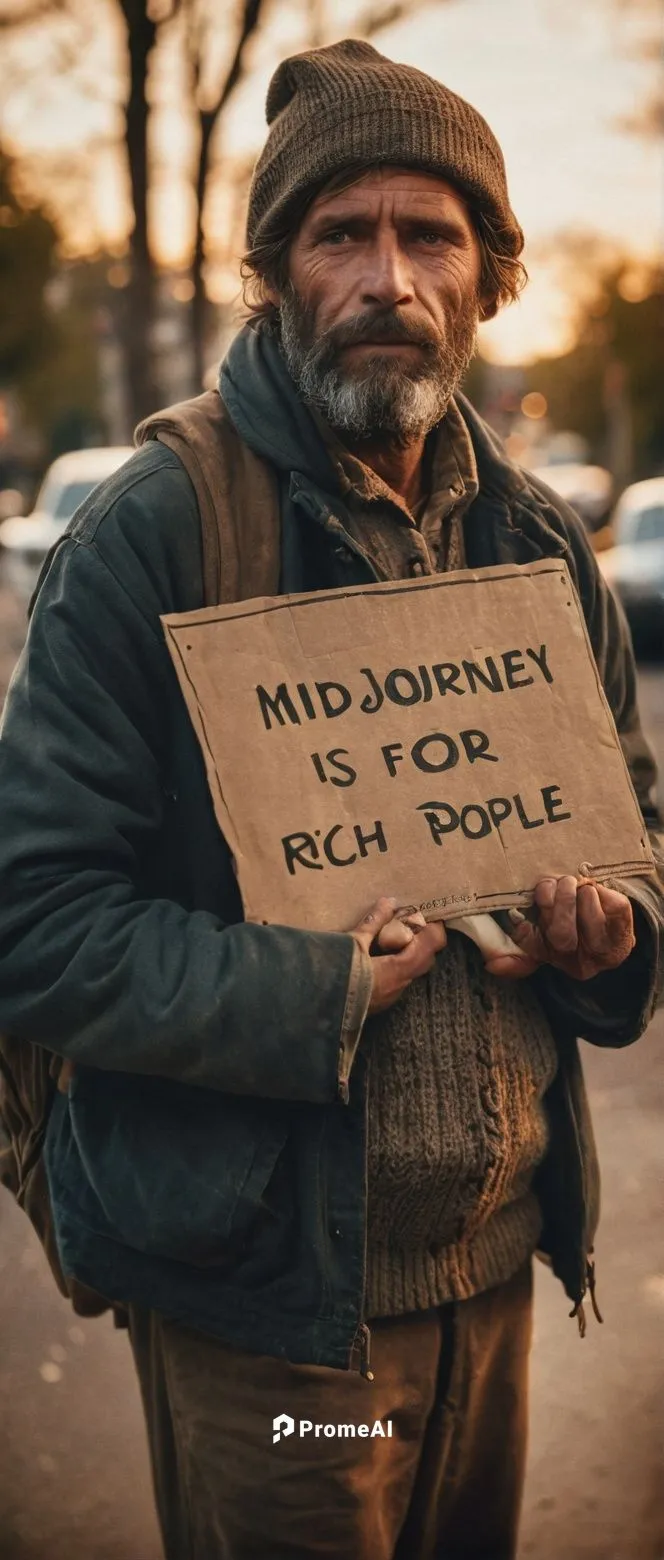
[3, 0, 662, 364]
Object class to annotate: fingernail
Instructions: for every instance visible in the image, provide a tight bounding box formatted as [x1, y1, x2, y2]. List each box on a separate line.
[537, 878, 556, 907]
[508, 908, 526, 924]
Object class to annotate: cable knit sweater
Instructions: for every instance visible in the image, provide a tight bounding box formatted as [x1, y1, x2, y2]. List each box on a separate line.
[319, 405, 559, 1317]
[364, 933, 558, 1315]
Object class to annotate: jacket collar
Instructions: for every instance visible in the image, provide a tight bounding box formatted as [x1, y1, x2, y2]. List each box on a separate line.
[219, 322, 337, 487]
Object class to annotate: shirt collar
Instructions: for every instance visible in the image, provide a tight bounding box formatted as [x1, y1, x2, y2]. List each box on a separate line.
[311, 398, 479, 525]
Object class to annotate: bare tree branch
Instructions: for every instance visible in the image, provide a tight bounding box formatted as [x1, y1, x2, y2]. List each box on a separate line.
[188, 0, 267, 385]
[116, 0, 161, 421]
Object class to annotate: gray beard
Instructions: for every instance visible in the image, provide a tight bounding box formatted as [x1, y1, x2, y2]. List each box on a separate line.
[279, 288, 478, 446]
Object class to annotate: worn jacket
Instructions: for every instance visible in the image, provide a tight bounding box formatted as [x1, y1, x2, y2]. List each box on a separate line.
[0, 323, 661, 1368]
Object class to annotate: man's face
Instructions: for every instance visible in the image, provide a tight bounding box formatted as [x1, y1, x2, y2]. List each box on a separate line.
[273, 166, 484, 443]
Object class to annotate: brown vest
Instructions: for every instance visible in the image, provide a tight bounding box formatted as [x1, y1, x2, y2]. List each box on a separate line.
[136, 391, 282, 606]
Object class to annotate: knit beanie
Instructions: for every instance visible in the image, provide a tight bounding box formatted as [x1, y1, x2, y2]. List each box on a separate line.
[247, 39, 523, 257]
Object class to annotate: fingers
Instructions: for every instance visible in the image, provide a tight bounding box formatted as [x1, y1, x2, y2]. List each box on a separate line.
[353, 879, 634, 998]
[531, 876, 635, 975]
[578, 882, 635, 963]
[535, 875, 578, 954]
[510, 919, 539, 949]
[349, 896, 398, 952]
[595, 882, 635, 924]
[375, 908, 427, 953]
[575, 882, 606, 956]
[488, 914, 545, 976]
[368, 921, 447, 1013]
[502, 916, 546, 963]
[484, 951, 541, 980]
[384, 921, 447, 981]
[376, 919, 415, 953]
[395, 920, 447, 978]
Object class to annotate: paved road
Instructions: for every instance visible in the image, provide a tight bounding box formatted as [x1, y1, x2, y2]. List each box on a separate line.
[0, 584, 662, 1560]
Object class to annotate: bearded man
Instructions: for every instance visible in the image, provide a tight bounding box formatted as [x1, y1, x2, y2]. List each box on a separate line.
[0, 39, 661, 1560]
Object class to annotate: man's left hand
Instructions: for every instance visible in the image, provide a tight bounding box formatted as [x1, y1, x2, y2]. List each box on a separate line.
[485, 875, 636, 982]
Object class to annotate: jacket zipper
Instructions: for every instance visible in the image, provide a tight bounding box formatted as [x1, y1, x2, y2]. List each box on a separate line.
[355, 1321, 373, 1379]
[560, 1052, 604, 1338]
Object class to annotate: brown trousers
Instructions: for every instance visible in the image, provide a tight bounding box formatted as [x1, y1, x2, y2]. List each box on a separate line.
[128, 1261, 533, 1560]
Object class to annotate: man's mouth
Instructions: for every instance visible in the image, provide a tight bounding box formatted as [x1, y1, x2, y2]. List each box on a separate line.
[341, 339, 425, 351]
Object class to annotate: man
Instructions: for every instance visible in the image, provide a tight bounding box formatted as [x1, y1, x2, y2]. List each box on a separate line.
[0, 38, 661, 1560]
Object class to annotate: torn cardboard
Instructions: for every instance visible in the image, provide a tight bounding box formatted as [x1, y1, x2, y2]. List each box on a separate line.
[161, 560, 654, 931]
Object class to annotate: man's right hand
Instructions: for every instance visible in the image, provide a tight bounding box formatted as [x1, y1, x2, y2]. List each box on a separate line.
[349, 897, 447, 1014]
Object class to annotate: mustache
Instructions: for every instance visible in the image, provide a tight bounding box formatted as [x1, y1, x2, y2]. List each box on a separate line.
[279, 287, 478, 446]
[315, 308, 441, 357]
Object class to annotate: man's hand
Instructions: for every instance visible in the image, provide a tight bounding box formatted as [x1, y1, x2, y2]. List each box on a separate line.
[484, 875, 636, 982]
[349, 897, 446, 1014]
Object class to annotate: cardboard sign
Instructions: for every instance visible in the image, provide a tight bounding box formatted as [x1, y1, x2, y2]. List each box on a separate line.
[161, 561, 653, 932]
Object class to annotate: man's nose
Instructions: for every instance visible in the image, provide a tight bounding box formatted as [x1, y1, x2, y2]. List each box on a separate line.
[360, 236, 414, 310]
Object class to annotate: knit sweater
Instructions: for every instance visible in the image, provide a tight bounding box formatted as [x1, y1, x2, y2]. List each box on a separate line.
[364, 934, 558, 1315]
[318, 405, 559, 1316]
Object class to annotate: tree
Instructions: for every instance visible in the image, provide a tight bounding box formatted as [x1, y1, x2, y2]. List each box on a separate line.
[117, 0, 161, 424]
[1, 0, 435, 416]
[181, 0, 425, 392]
[183, 0, 266, 389]
[525, 261, 664, 481]
[0, 148, 58, 388]
[0, 148, 102, 457]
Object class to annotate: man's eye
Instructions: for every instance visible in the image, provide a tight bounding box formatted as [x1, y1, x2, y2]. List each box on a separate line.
[321, 229, 351, 245]
[415, 229, 446, 245]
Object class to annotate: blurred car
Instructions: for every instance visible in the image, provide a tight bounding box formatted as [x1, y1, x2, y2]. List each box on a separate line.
[0, 446, 133, 595]
[599, 477, 664, 659]
[530, 462, 614, 545]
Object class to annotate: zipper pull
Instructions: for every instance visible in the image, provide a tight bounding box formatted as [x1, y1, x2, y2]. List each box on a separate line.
[569, 1253, 604, 1336]
[586, 1253, 604, 1325]
[359, 1322, 374, 1382]
[569, 1298, 587, 1338]
[337, 1074, 350, 1105]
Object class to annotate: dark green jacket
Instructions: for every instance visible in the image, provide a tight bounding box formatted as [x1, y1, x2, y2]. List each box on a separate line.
[0, 323, 660, 1366]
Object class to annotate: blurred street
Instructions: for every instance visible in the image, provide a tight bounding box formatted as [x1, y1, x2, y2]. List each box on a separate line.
[0, 582, 662, 1560]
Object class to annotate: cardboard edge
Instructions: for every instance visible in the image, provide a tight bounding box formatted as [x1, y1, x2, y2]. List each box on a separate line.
[160, 563, 656, 931]
[556, 560, 654, 874]
[160, 615, 249, 890]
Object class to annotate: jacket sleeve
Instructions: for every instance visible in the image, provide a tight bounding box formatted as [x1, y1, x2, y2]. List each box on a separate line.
[0, 520, 367, 1104]
[528, 481, 664, 1047]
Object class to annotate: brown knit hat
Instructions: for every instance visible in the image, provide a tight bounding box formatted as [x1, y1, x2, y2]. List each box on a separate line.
[247, 39, 523, 256]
